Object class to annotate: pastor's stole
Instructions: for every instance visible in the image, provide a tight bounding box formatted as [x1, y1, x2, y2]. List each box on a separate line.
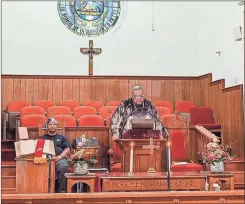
[34, 139, 47, 164]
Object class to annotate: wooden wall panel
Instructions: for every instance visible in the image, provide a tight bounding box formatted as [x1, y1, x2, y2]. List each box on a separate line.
[163, 80, 174, 103]
[221, 86, 244, 158]
[2, 78, 13, 110]
[13, 78, 21, 100]
[173, 80, 183, 104]
[199, 74, 212, 106]
[52, 79, 62, 104]
[119, 80, 128, 101]
[2, 75, 201, 109]
[208, 80, 225, 123]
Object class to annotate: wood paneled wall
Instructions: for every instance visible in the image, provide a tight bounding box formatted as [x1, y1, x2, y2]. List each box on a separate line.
[206, 74, 244, 158]
[1, 75, 202, 110]
[1, 73, 244, 158]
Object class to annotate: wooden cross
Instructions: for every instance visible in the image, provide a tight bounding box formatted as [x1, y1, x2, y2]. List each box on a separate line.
[80, 40, 102, 75]
[147, 138, 156, 174]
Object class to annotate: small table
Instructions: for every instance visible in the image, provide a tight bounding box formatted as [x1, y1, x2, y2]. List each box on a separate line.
[65, 173, 96, 193]
[206, 172, 234, 191]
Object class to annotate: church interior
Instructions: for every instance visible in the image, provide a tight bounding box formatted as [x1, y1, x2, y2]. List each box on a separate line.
[1, 1, 245, 203]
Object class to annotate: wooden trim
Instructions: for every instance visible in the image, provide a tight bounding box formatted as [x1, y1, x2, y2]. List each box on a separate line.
[198, 73, 212, 79]
[1, 74, 200, 80]
[210, 79, 225, 87]
[222, 85, 243, 93]
[2, 190, 244, 202]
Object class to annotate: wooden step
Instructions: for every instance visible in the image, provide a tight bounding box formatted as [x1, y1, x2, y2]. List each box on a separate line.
[2, 163, 16, 176]
[1, 140, 15, 149]
[2, 150, 16, 161]
[1, 188, 16, 194]
[1, 176, 16, 188]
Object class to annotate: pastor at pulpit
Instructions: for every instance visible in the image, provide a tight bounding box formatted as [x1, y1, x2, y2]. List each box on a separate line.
[111, 85, 163, 141]
[40, 118, 71, 193]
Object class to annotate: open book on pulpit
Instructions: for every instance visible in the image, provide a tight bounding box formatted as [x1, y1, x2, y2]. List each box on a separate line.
[14, 139, 55, 158]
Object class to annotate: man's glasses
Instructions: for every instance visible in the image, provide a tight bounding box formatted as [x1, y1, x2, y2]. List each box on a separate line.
[133, 95, 144, 99]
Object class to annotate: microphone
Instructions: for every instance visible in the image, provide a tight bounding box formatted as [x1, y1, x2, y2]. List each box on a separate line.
[144, 109, 169, 133]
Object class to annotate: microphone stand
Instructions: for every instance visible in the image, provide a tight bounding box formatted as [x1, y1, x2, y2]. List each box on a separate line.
[47, 154, 52, 193]
[145, 109, 172, 191]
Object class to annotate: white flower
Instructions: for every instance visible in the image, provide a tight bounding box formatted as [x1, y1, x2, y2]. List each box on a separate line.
[212, 143, 218, 148]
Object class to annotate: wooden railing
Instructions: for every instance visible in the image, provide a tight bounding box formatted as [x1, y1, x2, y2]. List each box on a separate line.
[2, 190, 244, 204]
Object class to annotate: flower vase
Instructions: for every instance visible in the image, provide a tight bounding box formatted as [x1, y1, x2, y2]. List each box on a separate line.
[73, 161, 89, 175]
[210, 161, 224, 173]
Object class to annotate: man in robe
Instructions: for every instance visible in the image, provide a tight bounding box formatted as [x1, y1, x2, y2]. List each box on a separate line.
[111, 85, 163, 141]
[40, 118, 71, 193]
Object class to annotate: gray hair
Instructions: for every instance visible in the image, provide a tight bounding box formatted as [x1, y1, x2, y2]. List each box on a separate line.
[132, 85, 144, 95]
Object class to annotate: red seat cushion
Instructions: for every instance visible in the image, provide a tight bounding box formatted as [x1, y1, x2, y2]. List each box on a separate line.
[171, 163, 203, 172]
[110, 163, 122, 172]
[197, 123, 221, 129]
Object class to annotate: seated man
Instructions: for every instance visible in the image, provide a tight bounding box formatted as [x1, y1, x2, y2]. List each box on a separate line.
[111, 85, 163, 141]
[40, 118, 71, 193]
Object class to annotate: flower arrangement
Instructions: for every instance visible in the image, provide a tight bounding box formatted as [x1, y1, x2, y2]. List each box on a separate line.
[202, 137, 234, 166]
[70, 148, 98, 165]
[70, 134, 99, 166]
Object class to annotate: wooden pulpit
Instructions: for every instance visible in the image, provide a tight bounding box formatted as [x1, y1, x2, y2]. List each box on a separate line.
[116, 138, 166, 172]
[16, 157, 56, 193]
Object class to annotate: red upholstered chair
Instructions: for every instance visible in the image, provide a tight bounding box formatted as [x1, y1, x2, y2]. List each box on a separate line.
[21, 114, 47, 127]
[54, 115, 77, 127]
[108, 141, 122, 172]
[106, 101, 121, 107]
[20, 106, 46, 119]
[8, 100, 31, 112]
[153, 101, 174, 113]
[73, 106, 97, 120]
[78, 115, 104, 127]
[99, 106, 117, 120]
[170, 130, 203, 172]
[5, 100, 32, 139]
[156, 107, 172, 117]
[47, 106, 72, 118]
[59, 100, 80, 111]
[175, 101, 196, 113]
[33, 100, 56, 112]
[189, 107, 222, 136]
[82, 100, 104, 112]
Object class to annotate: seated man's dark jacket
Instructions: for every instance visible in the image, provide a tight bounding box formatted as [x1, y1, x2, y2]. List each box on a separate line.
[40, 134, 71, 156]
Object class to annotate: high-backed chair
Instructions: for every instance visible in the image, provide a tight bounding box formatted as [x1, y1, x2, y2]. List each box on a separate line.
[5, 100, 31, 139]
[73, 106, 97, 120]
[170, 130, 203, 172]
[189, 107, 222, 138]
[156, 107, 172, 117]
[98, 106, 117, 120]
[33, 100, 56, 112]
[153, 101, 174, 113]
[82, 100, 104, 112]
[20, 106, 46, 119]
[78, 115, 104, 127]
[106, 101, 121, 107]
[54, 115, 77, 127]
[175, 101, 196, 113]
[161, 113, 203, 172]
[21, 114, 47, 127]
[47, 106, 72, 118]
[59, 100, 80, 111]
